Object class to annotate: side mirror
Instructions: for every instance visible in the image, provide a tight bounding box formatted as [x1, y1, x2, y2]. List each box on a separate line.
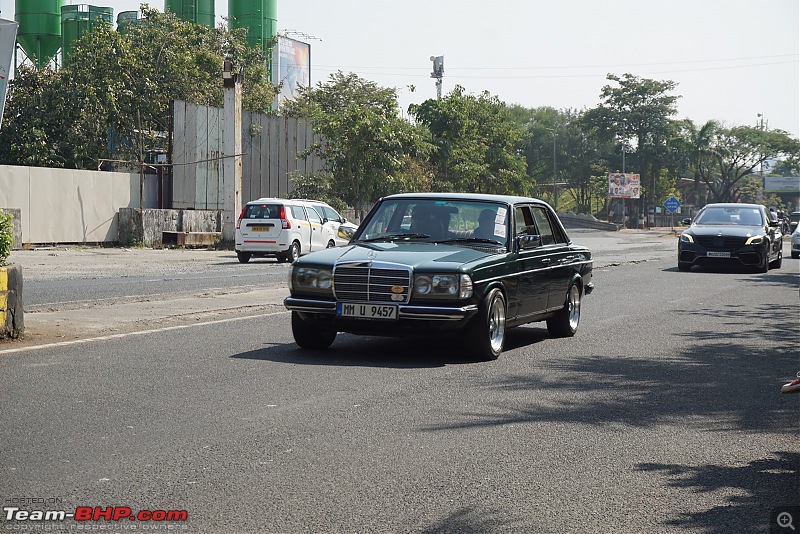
[516, 234, 542, 250]
[681, 218, 692, 225]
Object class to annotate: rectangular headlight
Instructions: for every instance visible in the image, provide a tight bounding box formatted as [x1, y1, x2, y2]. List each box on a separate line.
[292, 267, 333, 295]
[745, 236, 763, 245]
[413, 273, 472, 299]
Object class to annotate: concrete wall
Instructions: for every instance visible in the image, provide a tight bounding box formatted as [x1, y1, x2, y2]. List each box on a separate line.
[119, 207, 223, 248]
[172, 101, 324, 209]
[0, 165, 160, 245]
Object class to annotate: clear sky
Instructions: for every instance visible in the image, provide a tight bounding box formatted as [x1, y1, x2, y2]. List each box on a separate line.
[2, 0, 798, 136]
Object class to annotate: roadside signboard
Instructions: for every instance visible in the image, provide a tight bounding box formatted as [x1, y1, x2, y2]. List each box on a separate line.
[607, 173, 641, 199]
[0, 19, 18, 131]
[663, 196, 681, 214]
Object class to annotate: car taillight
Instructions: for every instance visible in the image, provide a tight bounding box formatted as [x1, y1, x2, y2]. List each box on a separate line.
[280, 206, 291, 229]
[236, 207, 246, 229]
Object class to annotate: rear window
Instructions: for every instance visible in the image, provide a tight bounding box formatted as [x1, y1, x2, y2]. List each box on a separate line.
[244, 204, 281, 219]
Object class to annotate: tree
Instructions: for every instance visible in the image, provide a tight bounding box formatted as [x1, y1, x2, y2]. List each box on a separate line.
[409, 86, 528, 196]
[696, 125, 800, 202]
[585, 73, 680, 212]
[284, 71, 429, 218]
[0, 7, 276, 169]
[673, 119, 719, 206]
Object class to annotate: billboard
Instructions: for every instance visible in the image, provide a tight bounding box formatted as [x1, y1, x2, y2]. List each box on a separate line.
[0, 19, 18, 131]
[608, 173, 641, 199]
[272, 36, 311, 109]
[764, 176, 800, 193]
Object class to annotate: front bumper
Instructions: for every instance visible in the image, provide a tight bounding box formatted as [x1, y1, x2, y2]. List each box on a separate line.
[284, 297, 478, 321]
[679, 243, 765, 267]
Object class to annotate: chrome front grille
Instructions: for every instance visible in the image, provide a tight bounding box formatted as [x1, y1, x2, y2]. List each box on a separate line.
[696, 235, 746, 250]
[333, 263, 412, 303]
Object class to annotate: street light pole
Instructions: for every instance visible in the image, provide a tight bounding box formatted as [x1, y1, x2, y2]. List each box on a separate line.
[546, 128, 557, 210]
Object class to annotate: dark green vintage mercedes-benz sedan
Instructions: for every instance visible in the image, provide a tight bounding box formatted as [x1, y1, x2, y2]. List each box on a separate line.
[284, 193, 594, 360]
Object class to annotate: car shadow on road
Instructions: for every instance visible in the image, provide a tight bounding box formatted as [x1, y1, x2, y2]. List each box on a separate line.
[231, 327, 549, 368]
[664, 264, 799, 290]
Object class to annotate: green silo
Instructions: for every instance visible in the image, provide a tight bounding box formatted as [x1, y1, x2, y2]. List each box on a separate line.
[15, 0, 65, 68]
[165, 0, 215, 29]
[60, 5, 113, 67]
[228, 0, 277, 51]
[116, 11, 140, 34]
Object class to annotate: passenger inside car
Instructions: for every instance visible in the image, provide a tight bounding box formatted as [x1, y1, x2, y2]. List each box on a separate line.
[474, 209, 498, 239]
[410, 205, 445, 239]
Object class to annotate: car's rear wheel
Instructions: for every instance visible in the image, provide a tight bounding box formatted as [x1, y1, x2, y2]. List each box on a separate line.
[678, 261, 692, 271]
[291, 312, 336, 349]
[547, 282, 581, 338]
[285, 241, 301, 263]
[770, 249, 782, 269]
[464, 288, 506, 361]
[326, 240, 335, 249]
[236, 251, 251, 263]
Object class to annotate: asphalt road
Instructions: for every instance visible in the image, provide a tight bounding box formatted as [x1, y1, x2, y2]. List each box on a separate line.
[1, 232, 798, 533]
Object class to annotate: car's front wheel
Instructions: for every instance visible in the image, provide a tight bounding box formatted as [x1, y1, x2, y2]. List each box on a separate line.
[547, 282, 581, 338]
[758, 250, 770, 273]
[678, 261, 692, 271]
[770, 249, 782, 269]
[464, 288, 506, 361]
[291, 312, 337, 349]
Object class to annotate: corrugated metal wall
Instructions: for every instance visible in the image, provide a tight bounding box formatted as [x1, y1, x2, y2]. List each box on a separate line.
[172, 101, 324, 209]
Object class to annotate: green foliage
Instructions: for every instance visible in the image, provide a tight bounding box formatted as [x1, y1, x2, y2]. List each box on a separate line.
[409, 86, 528, 195]
[0, 210, 13, 263]
[284, 72, 430, 217]
[0, 7, 277, 169]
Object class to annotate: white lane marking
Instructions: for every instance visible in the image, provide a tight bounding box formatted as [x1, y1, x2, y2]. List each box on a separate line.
[0, 311, 289, 355]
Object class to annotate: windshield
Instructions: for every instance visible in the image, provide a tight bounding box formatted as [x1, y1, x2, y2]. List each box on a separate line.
[695, 206, 763, 226]
[354, 199, 510, 247]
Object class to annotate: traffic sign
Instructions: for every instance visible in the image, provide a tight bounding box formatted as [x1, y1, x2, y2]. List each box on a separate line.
[663, 196, 681, 214]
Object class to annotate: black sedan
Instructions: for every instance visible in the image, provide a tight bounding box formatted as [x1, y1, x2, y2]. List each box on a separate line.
[284, 193, 593, 361]
[678, 203, 783, 272]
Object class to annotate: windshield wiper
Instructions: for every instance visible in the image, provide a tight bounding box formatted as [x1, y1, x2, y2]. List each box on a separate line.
[439, 237, 505, 246]
[358, 233, 431, 243]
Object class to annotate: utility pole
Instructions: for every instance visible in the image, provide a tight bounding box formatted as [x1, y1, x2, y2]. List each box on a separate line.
[430, 55, 444, 99]
[221, 59, 243, 244]
[546, 128, 557, 210]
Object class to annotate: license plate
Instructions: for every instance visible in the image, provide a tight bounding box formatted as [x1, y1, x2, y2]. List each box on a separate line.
[337, 302, 398, 320]
[707, 251, 731, 258]
[251, 226, 270, 232]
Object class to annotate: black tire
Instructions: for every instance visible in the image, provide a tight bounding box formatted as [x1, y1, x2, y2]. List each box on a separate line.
[326, 240, 335, 249]
[547, 282, 581, 338]
[236, 251, 251, 263]
[276, 252, 288, 263]
[770, 249, 782, 269]
[287, 241, 301, 263]
[678, 261, 692, 272]
[758, 250, 769, 273]
[291, 312, 336, 349]
[792, 252, 799, 259]
[464, 288, 506, 361]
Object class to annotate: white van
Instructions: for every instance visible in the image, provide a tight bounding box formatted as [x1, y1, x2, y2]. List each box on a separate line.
[235, 198, 336, 263]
